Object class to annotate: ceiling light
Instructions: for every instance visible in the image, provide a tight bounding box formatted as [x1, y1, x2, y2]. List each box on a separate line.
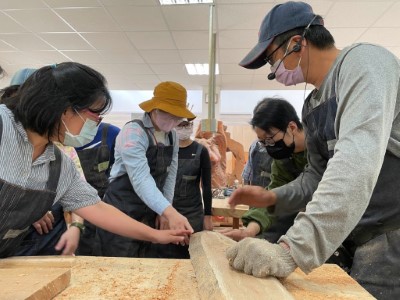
[159, 0, 213, 5]
[185, 64, 219, 75]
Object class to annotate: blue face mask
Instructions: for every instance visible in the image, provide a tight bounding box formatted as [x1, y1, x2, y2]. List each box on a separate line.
[62, 111, 98, 147]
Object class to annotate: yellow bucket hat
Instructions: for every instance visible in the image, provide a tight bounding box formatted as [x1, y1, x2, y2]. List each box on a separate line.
[139, 81, 196, 120]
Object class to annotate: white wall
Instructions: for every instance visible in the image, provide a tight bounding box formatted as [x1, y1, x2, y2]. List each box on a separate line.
[105, 89, 311, 128]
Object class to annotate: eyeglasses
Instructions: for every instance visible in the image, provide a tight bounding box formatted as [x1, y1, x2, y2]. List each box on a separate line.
[264, 39, 289, 66]
[177, 122, 193, 129]
[258, 130, 283, 147]
[82, 109, 103, 126]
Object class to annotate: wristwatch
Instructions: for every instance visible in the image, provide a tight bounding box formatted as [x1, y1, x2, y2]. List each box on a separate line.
[70, 221, 85, 233]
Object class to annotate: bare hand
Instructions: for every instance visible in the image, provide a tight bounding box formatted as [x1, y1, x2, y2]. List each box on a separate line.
[228, 186, 276, 208]
[54, 226, 81, 255]
[220, 228, 254, 241]
[153, 229, 193, 245]
[156, 215, 170, 230]
[162, 206, 194, 245]
[203, 215, 213, 231]
[32, 211, 55, 235]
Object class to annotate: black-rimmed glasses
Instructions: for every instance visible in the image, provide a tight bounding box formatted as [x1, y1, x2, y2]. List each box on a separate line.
[264, 39, 289, 66]
[258, 130, 284, 147]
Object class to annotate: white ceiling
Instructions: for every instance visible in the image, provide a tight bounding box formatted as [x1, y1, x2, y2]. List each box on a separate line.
[0, 0, 399, 91]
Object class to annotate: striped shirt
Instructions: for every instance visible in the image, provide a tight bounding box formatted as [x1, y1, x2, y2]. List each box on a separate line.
[109, 113, 178, 215]
[0, 105, 100, 212]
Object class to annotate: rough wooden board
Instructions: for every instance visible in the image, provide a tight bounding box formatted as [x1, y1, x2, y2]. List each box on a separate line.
[54, 256, 200, 300]
[0, 256, 75, 269]
[189, 231, 294, 300]
[280, 265, 376, 300]
[212, 198, 249, 218]
[0, 267, 70, 300]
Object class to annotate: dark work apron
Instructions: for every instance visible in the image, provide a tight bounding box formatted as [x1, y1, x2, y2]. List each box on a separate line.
[12, 202, 66, 256]
[0, 116, 62, 258]
[98, 120, 173, 258]
[157, 142, 204, 259]
[250, 144, 273, 188]
[302, 46, 400, 297]
[77, 123, 111, 198]
[76, 124, 110, 256]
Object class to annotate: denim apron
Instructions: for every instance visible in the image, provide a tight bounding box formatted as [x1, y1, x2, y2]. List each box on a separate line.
[157, 142, 204, 259]
[250, 144, 273, 188]
[302, 45, 400, 298]
[76, 123, 111, 256]
[0, 116, 62, 258]
[98, 120, 173, 258]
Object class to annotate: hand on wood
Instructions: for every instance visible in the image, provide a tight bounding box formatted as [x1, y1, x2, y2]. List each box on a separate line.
[203, 215, 214, 231]
[226, 238, 296, 278]
[219, 228, 254, 241]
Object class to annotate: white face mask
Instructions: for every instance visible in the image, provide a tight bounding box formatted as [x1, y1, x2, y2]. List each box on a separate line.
[62, 111, 98, 147]
[153, 109, 182, 133]
[175, 126, 193, 141]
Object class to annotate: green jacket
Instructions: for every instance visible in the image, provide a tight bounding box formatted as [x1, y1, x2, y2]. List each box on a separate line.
[241, 150, 308, 232]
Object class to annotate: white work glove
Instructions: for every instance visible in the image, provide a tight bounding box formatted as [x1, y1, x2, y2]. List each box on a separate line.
[226, 238, 297, 278]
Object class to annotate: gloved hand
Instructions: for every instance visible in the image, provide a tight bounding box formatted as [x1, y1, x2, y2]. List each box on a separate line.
[226, 238, 297, 278]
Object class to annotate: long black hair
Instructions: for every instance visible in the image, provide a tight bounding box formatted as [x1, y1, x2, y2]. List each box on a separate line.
[251, 97, 302, 133]
[4, 62, 112, 139]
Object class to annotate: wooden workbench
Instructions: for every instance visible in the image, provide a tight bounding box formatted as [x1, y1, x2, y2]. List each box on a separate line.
[0, 256, 373, 299]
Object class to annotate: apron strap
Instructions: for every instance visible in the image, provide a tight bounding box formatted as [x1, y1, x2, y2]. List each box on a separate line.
[129, 119, 156, 146]
[46, 146, 62, 192]
[194, 142, 203, 159]
[0, 115, 3, 146]
[101, 123, 110, 145]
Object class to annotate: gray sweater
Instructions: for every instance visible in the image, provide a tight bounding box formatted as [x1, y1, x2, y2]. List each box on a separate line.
[276, 43, 400, 273]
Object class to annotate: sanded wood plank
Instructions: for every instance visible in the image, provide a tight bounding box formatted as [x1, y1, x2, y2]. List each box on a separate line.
[212, 198, 248, 218]
[0, 267, 70, 300]
[189, 231, 294, 300]
[0, 256, 75, 269]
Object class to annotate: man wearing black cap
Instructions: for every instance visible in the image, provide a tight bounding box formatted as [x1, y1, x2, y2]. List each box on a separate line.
[227, 1, 400, 298]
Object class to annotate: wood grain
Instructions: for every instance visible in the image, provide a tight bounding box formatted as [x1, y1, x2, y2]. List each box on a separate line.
[212, 198, 248, 218]
[0, 266, 70, 300]
[189, 231, 294, 300]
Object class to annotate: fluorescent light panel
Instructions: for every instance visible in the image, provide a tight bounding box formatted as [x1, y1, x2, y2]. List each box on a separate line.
[159, 0, 213, 5]
[185, 63, 219, 75]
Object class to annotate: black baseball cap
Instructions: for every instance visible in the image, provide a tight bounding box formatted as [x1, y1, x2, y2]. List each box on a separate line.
[239, 1, 323, 69]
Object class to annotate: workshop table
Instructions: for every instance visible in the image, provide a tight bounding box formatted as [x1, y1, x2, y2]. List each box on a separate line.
[0, 255, 374, 299]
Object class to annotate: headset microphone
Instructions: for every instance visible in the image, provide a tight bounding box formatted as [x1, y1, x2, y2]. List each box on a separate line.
[267, 47, 299, 80]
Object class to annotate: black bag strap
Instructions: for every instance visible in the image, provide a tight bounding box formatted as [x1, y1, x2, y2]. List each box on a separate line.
[101, 123, 110, 145]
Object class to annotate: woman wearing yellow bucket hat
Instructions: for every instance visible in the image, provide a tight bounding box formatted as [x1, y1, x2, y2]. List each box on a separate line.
[98, 81, 195, 257]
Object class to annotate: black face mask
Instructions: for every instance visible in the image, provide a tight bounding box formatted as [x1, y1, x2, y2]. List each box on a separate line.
[266, 139, 295, 160]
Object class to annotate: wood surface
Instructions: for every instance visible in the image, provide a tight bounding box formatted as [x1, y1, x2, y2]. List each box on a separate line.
[189, 231, 375, 300]
[281, 265, 376, 300]
[212, 198, 249, 218]
[0, 248, 375, 300]
[54, 256, 200, 300]
[0, 257, 71, 300]
[189, 231, 294, 300]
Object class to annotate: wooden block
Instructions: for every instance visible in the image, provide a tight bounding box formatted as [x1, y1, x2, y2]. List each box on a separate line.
[0, 256, 73, 300]
[189, 231, 294, 300]
[212, 198, 249, 218]
[0, 267, 70, 300]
